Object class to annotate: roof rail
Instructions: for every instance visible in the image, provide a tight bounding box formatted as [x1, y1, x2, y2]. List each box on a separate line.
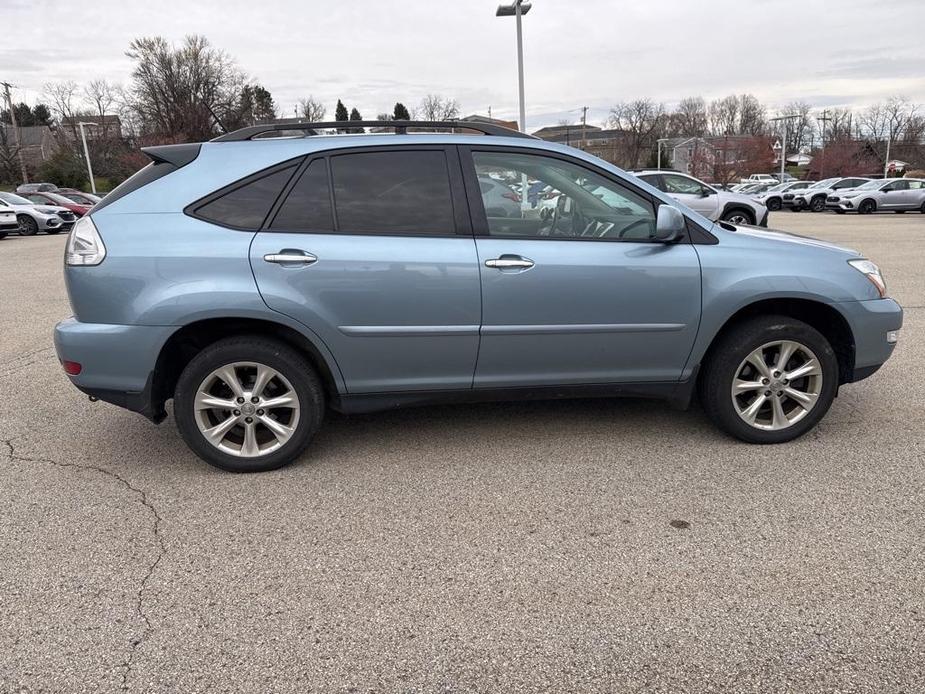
[210, 120, 535, 142]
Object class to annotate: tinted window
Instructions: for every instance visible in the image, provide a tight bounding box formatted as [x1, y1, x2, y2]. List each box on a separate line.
[331, 151, 455, 235]
[196, 165, 297, 229]
[270, 159, 334, 231]
[637, 174, 664, 191]
[472, 151, 656, 241]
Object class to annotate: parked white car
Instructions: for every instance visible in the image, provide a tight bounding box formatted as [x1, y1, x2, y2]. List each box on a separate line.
[633, 170, 769, 226]
[826, 178, 925, 214]
[740, 173, 776, 185]
[788, 177, 870, 212]
[752, 180, 815, 211]
[0, 191, 77, 236]
[0, 206, 17, 239]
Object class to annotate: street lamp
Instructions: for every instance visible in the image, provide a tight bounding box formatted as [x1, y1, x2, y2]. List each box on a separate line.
[495, 1, 531, 133]
[657, 138, 670, 170]
[77, 121, 97, 194]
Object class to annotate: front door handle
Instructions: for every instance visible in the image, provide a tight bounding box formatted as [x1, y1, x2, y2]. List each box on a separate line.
[485, 255, 534, 270]
[263, 251, 318, 265]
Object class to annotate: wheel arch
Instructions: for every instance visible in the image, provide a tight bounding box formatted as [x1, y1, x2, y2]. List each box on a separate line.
[696, 298, 856, 387]
[720, 202, 756, 224]
[859, 197, 877, 212]
[151, 316, 345, 419]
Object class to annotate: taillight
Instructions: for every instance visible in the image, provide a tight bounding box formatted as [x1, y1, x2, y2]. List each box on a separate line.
[65, 215, 106, 266]
[61, 360, 82, 375]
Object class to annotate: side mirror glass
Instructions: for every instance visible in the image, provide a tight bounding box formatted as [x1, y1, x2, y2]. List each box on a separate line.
[654, 204, 685, 243]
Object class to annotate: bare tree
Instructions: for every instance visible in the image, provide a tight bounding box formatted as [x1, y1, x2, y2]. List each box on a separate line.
[708, 95, 739, 136]
[124, 35, 246, 141]
[298, 96, 326, 122]
[859, 102, 889, 141]
[43, 80, 81, 137]
[419, 94, 459, 121]
[738, 94, 766, 135]
[673, 97, 708, 137]
[773, 101, 816, 153]
[609, 99, 666, 168]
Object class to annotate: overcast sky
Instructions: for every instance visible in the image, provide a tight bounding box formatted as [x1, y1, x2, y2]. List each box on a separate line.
[3, 0, 923, 129]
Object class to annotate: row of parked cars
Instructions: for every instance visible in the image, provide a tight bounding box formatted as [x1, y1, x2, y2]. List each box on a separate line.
[740, 176, 925, 214]
[0, 183, 102, 240]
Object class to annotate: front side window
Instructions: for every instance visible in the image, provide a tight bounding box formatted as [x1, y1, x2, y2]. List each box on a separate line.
[330, 150, 455, 235]
[194, 164, 298, 229]
[663, 174, 706, 195]
[885, 180, 909, 191]
[472, 151, 657, 241]
[907, 180, 924, 190]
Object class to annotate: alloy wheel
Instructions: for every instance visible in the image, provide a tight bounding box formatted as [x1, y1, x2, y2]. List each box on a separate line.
[193, 361, 301, 457]
[731, 340, 823, 431]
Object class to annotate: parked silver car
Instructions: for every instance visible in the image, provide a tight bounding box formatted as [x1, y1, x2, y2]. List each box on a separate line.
[788, 177, 870, 212]
[0, 191, 77, 236]
[634, 170, 768, 225]
[826, 178, 925, 214]
[752, 180, 815, 211]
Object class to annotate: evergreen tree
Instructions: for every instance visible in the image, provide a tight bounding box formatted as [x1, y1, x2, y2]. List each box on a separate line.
[348, 107, 364, 133]
[334, 99, 349, 132]
[392, 102, 410, 120]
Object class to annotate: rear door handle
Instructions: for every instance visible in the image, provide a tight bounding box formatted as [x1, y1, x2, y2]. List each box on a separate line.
[485, 255, 534, 270]
[263, 251, 318, 265]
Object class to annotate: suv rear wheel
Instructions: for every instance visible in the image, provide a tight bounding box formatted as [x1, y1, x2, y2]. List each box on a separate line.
[174, 336, 324, 472]
[699, 316, 838, 443]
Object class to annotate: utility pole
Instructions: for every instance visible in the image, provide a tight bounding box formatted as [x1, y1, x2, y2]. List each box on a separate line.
[2, 81, 29, 184]
[496, 1, 532, 133]
[77, 122, 97, 194]
[580, 106, 588, 150]
[817, 109, 832, 179]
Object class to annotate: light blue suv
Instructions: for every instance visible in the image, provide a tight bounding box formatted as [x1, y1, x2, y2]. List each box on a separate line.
[54, 121, 903, 472]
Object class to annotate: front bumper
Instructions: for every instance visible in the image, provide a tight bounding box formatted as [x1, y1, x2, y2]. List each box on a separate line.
[54, 317, 176, 421]
[834, 298, 903, 382]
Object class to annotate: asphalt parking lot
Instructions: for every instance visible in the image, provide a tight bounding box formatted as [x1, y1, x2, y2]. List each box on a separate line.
[1, 212, 923, 693]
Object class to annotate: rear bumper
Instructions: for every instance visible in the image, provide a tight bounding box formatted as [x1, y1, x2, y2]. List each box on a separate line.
[835, 298, 903, 382]
[53, 317, 175, 421]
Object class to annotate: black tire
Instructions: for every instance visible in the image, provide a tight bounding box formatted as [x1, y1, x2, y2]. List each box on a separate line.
[834, 209, 845, 214]
[809, 196, 826, 212]
[766, 198, 782, 211]
[720, 208, 755, 225]
[858, 199, 876, 214]
[699, 315, 839, 444]
[0, 232, 7, 240]
[17, 215, 38, 236]
[921, 202, 925, 214]
[174, 336, 325, 472]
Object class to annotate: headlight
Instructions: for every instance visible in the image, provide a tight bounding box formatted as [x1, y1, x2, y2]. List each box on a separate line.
[848, 258, 887, 298]
[65, 216, 106, 266]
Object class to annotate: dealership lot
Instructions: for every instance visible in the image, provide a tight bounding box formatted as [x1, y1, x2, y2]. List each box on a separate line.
[1, 214, 923, 692]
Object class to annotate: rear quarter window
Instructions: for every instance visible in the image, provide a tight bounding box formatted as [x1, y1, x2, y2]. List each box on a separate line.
[190, 162, 299, 230]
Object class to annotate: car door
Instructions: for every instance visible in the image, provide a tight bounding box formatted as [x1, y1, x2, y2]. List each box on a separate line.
[880, 179, 908, 209]
[661, 173, 720, 219]
[461, 147, 701, 388]
[249, 146, 481, 393]
[903, 179, 925, 209]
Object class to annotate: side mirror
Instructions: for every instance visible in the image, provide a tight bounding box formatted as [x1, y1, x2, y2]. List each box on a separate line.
[654, 205, 685, 243]
[701, 188, 714, 197]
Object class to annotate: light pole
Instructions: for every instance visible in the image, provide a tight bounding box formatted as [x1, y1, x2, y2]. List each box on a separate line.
[657, 138, 670, 170]
[770, 114, 799, 181]
[77, 121, 97, 194]
[496, 1, 531, 133]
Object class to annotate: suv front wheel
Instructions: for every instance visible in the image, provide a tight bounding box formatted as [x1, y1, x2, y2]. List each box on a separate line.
[174, 336, 325, 472]
[720, 208, 755, 225]
[699, 316, 838, 443]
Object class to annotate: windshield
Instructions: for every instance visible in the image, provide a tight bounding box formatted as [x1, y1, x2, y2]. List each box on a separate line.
[808, 178, 839, 190]
[764, 182, 789, 192]
[856, 180, 886, 190]
[43, 192, 80, 205]
[0, 192, 33, 205]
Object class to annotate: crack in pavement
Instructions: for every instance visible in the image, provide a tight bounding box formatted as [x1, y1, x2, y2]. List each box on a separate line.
[2, 438, 166, 692]
[0, 348, 56, 379]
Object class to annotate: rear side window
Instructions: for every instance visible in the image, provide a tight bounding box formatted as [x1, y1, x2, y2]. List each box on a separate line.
[269, 159, 334, 231]
[194, 164, 297, 229]
[331, 151, 455, 235]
